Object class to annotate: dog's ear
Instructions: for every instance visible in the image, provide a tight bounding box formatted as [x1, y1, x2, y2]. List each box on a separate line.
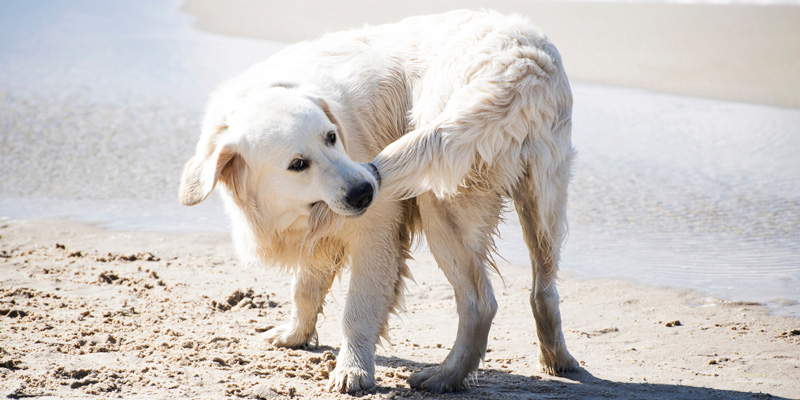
[179, 126, 241, 206]
[308, 95, 347, 150]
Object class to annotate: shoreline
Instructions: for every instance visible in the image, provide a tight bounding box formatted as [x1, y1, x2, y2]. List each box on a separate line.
[1, 219, 798, 399]
[181, 0, 800, 109]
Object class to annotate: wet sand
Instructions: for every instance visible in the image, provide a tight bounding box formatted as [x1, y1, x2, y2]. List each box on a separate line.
[182, 0, 800, 108]
[2, 220, 799, 399]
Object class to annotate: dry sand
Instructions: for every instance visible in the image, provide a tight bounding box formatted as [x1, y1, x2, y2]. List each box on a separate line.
[182, 0, 800, 108]
[1, 220, 798, 399]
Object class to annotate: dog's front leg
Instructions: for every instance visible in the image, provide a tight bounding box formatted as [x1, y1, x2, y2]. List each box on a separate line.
[265, 267, 336, 348]
[327, 229, 405, 393]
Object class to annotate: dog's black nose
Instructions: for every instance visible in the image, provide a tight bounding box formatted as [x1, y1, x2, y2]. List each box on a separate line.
[345, 181, 374, 210]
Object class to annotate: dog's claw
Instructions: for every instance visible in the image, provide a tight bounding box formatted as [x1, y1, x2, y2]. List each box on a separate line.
[327, 366, 374, 393]
[408, 366, 465, 393]
[539, 351, 579, 375]
[263, 323, 316, 348]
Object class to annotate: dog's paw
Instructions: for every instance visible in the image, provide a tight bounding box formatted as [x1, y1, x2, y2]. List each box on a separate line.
[263, 323, 316, 348]
[327, 365, 374, 393]
[408, 366, 465, 393]
[539, 350, 579, 375]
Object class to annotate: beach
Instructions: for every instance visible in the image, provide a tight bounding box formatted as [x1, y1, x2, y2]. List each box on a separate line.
[1, 0, 799, 398]
[2, 220, 799, 399]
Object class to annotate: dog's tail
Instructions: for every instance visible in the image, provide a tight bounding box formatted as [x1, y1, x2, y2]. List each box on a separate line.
[372, 27, 573, 201]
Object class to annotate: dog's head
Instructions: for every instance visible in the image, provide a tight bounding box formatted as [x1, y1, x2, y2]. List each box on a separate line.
[179, 86, 380, 225]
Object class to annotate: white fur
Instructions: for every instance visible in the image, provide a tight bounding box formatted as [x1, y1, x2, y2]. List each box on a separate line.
[180, 9, 577, 394]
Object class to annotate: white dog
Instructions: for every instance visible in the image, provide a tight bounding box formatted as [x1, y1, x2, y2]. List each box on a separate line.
[179, 9, 577, 393]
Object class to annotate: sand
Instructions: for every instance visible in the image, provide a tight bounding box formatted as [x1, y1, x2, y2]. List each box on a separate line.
[182, 0, 800, 108]
[1, 220, 798, 399]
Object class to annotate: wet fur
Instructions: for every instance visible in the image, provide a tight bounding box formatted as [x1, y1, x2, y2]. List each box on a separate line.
[179, 9, 577, 394]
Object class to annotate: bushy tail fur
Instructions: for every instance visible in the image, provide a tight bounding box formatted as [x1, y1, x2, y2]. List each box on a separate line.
[373, 17, 573, 204]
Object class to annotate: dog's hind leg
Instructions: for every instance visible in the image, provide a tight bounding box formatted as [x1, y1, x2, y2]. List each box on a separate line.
[264, 267, 336, 348]
[511, 156, 578, 375]
[408, 191, 502, 392]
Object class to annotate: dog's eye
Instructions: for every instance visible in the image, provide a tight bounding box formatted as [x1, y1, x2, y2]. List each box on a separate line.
[288, 158, 310, 172]
[325, 131, 336, 146]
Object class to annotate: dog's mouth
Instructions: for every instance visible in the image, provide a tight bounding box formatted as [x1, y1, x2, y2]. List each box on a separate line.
[344, 208, 368, 218]
[333, 204, 369, 218]
[309, 200, 367, 222]
[309, 201, 366, 218]
[367, 162, 381, 189]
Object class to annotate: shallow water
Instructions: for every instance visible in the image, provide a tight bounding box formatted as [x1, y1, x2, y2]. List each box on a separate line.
[1, 1, 798, 316]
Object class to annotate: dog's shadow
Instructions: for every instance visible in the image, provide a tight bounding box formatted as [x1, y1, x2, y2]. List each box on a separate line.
[301, 347, 785, 399]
